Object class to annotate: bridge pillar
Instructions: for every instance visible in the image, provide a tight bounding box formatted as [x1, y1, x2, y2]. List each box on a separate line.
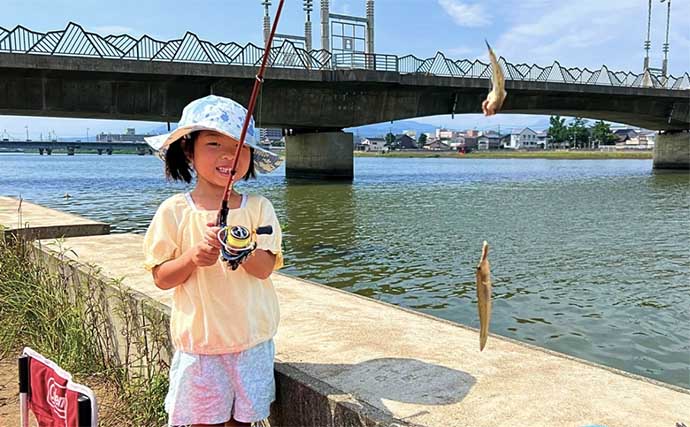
[285, 131, 353, 180]
[67, 147, 75, 156]
[97, 148, 103, 155]
[46, 148, 52, 155]
[653, 131, 690, 171]
[106, 148, 113, 155]
[39, 148, 44, 155]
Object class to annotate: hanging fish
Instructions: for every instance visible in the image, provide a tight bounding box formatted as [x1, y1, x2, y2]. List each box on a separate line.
[476, 241, 492, 351]
[482, 41, 507, 116]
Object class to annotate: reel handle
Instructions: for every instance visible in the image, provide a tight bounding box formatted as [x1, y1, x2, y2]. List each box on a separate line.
[255, 225, 273, 235]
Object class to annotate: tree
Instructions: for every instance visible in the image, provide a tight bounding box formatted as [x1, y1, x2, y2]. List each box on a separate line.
[384, 132, 395, 149]
[590, 120, 615, 147]
[548, 115, 569, 146]
[568, 117, 589, 148]
[417, 133, 428, 148]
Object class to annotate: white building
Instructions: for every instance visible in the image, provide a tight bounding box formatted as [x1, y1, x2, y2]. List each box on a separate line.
[435, 128, 454, 140]
[507, 128, 539, 149]
[360, 137, 387, 152]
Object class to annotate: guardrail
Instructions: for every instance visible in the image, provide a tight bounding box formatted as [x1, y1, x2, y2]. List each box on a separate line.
[1, 22, 688, 90]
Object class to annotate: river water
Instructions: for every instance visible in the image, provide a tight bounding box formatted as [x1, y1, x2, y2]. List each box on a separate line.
[2, 153, 688, 389]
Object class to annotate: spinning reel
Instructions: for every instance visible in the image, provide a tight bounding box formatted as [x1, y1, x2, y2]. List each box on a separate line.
[217, 223, 273, 270]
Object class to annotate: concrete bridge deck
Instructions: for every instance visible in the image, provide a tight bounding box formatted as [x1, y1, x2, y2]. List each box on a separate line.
[3, 197, 689, 426]
[1, 52, 688, 131]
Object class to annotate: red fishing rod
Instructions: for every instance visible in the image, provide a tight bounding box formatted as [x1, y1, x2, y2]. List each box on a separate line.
[216, 0, 285, 269]
[217, 0, 285, 224]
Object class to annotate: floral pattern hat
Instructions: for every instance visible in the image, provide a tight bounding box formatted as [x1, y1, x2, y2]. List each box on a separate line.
[144, 95, 283, 174]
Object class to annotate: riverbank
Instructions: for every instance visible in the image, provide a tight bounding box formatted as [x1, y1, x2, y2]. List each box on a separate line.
[355, 150, 653, 159]
[2, 197, 689, 426]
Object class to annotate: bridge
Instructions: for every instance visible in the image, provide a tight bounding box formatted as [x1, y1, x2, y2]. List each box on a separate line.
[1, 23, 688, 177]
[0, 140, 153, 155]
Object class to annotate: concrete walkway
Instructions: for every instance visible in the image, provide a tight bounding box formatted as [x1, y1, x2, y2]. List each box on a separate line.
[5, 197, 687, 426]
[0, 196, 109, 239]
[42, 232, 690, 427]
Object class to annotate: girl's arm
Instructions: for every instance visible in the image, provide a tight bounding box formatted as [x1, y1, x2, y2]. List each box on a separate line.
[152, 222, 221, 290]
[241, 249, 277, 280]
[152, 250, 197, 290]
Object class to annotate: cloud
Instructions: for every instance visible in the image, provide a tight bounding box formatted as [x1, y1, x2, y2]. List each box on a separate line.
[492, 0, 690, 73]
[438, 0, 490, 27]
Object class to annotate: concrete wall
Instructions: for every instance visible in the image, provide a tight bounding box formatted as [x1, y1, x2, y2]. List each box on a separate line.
[653, 131, 690, 170]
[286, 132, 354, 180]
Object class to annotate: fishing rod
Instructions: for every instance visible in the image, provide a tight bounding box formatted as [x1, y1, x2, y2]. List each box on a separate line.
[216, 0, 285, 269]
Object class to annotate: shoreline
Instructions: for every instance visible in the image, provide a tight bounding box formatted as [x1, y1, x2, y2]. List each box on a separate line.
[354, 150, 653, 160]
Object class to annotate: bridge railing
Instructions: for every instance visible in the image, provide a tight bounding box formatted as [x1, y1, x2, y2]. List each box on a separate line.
[1, 23, 688, 91]
[333, 53, 398, 72]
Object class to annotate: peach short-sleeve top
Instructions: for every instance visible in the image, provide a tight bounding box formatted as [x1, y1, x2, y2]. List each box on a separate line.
[143, 193, 283, 354]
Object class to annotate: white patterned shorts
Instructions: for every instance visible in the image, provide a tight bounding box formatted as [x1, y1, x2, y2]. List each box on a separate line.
[165, 339, 276, 426]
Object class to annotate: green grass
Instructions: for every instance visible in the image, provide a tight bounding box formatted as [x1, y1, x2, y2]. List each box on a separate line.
[354, 150, 653, 160]
[0, 234, 168, 426]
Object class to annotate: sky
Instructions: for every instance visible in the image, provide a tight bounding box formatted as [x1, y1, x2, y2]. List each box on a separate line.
[1, 0, 688, 139]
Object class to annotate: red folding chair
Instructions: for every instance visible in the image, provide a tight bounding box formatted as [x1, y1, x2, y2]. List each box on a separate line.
[18, 347, 98, 427]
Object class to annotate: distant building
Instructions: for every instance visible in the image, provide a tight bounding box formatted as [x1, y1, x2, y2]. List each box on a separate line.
[259, 128, 283, 143]
[97, 128, 151, 143]
[394, 134, 418, 150]
[449, 135, 465, 150]
[613, 129, 639, 143]
[477, 131, 503, 150]
[507, 128, 539, 149]
[614, 129, 655, 150]
[435, 128, 454, 140]
[462, 136, 478, 150]
[424, 140, 451, 151]
[402, 130, 417, 139]
[360, 137, 387, 152]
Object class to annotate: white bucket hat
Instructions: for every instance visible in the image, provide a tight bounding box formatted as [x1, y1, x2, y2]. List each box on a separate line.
[144, 95, 283, 174]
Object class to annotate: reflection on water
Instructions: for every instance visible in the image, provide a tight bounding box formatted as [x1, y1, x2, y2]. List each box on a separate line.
[1, 154, 689, 388]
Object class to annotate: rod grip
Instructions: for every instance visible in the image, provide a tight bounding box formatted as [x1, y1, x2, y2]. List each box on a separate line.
[255, 225, 273, 235]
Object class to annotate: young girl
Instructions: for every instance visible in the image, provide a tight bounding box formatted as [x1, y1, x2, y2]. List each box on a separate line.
[142, 95, 284, 427]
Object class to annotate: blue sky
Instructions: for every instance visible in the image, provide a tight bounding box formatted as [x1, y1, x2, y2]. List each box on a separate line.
[1, 0, 688, 139]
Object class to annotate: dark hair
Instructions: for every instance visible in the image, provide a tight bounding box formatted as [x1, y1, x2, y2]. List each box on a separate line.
[164, 131, 256, 183]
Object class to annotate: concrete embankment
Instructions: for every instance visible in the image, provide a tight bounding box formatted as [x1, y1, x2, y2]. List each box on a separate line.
[2, 197, 689, 427]
[0, 196, 109, 239]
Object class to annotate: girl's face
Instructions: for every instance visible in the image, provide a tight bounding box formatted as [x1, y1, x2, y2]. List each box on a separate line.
[192, 130, 251, 189]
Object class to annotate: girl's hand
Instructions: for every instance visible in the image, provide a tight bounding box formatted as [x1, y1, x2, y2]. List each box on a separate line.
[191, 222, 221, 267]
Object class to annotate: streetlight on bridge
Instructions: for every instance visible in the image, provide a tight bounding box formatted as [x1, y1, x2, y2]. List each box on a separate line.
[660, 0, 671, 77]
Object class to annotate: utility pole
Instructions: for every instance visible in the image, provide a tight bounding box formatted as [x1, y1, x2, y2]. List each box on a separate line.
[660, 0, 671, 77]
[262, 1, 272, 46]
[25, 125, 29, 141]
[643, 0, 652, 72]
[366, 0, 374, 55]
[321, 0, 329, 52]
[304, 0, 313, 51]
